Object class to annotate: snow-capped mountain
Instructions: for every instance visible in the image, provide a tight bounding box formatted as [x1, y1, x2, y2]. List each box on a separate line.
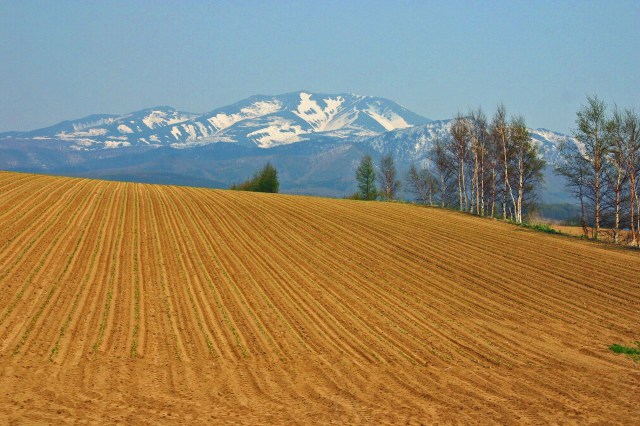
[1, 91, 431, 150]
[0, 91, 572, 164]
[194, 92, 430, 148]
[0, 91, 576, 202]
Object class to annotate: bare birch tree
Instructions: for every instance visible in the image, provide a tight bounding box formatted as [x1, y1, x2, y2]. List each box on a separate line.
[450, 114, 470, 211]
[511, 116, 529, 224]
[509, 115, 545, 223]
[407, 164, 438, 205]
[574, 95, 610, 240]
[606, 109, 629, 243]
[377, 154, 401, 200]
[431, 136, 456, 207]
[621, 109, 640, 245]
[557, 140, 591, 237]
[470, 108, 489, 216]
[486, 122, 501, 217]
[492, 104, 516, 219]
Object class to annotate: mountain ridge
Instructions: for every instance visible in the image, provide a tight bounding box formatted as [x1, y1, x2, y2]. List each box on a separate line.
[0, 91, 574, 202]
[1, 91, 432, 149]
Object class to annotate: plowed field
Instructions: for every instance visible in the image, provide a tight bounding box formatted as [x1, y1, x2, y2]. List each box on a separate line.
[0, 171, 638, 424]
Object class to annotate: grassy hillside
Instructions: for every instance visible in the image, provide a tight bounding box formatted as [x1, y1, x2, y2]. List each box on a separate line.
[0, 171, 638, 424]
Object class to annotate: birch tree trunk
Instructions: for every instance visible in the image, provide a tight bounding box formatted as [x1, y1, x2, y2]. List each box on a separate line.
[630, 173, 637, 245]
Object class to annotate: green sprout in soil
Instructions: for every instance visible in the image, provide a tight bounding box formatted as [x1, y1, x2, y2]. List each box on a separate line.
[609, 342, 640, 361]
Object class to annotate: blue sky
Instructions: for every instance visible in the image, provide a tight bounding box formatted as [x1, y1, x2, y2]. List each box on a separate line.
[1, 0, 638, 133]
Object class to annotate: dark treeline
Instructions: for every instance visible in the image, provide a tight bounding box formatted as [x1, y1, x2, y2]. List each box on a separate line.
[230, 162, 280, 193]
[556, 95, 640, 245]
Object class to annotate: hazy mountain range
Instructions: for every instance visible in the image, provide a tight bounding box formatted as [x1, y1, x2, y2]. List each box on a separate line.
[0, 91, 573, 202]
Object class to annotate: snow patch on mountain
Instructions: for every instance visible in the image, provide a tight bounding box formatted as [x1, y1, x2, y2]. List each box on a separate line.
[56, 128, 109, 139]
[363, 103, 411, 131]
[171, 126, 183, 140]
[141, 109, 193, 129]
[71, 117, 116, 131]
[529, 128, 575, 163]
[207, 100, 282, 130]
[248, 117, 306, 148]
[104, 141, 131, 148]
[118, 124, 134, 134]
[293, 92, 344, 132]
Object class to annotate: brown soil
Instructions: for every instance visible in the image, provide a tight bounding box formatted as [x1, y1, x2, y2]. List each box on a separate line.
[0, 171, 638, 424]
[553, 224, 637, 244]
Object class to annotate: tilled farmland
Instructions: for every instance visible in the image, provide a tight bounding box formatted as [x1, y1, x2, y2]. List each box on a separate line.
[0, 171, 638, 424]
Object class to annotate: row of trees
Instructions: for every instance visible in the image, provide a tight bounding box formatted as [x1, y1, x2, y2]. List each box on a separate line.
[557, 96, 640, 244]
[431, 106, 545, 223]
[356, 105, 545, 224]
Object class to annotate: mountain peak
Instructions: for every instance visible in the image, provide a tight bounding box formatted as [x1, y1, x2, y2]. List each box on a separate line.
[2, 91, 432, 149]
